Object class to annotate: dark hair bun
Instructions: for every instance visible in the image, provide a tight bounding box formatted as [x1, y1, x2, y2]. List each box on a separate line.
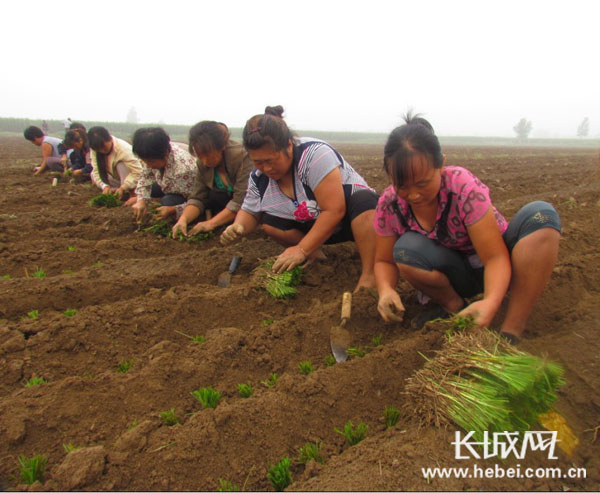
[264, 105, 284, 118]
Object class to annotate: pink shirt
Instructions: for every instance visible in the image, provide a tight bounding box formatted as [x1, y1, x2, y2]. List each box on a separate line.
[374, 166, 507, 255]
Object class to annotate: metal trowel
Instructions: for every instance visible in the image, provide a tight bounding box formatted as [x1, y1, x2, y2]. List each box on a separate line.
[330, 291, 352, 362]
[217, 255, 242, 288]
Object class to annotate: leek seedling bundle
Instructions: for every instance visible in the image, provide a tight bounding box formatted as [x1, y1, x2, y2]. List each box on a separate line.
[143, 220, 171, 237]
[264, 263, 303, 299]
[405, 330, 565, 443]
[89, 193, 121, 208]
[175, 231, 214, 243]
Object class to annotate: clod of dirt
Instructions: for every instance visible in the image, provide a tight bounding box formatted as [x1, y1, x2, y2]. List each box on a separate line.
[113, 420, 157, 454]
[52, 446, 107, 490]
[4, 415, 26, 444]
[1, 334, 26, 354]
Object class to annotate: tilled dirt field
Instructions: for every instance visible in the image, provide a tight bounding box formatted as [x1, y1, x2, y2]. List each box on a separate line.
[0, 136, 599, 491]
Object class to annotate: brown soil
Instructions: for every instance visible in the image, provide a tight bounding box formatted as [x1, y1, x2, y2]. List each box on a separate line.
[0, 136, 598, 491]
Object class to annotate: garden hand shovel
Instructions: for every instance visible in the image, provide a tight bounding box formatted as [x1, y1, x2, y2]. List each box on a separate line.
[330, 291, 352, 362]
[217, 255, 242, 288]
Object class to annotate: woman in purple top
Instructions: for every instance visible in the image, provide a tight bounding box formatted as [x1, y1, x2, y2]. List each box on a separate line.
[374, 113, 561, 343]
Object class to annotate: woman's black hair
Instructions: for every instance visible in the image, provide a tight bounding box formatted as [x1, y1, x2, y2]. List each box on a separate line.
[188, 121, 230, 156]
[24, 126, 44, 141]
[87, 126, 112, 151]
[132, 127, 171, 160]
[242, 105, 294, 153]
[383, 112, 443, 187]
[69, 122, 86, 131]
[63, 128, 89, 153]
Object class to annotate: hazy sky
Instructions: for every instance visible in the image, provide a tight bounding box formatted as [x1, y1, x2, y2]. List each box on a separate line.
[3, 0, 598, 137]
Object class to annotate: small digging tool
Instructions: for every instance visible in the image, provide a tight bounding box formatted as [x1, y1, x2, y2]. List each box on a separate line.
[330, 291, 352, 362]
[217, 255, 242, 288]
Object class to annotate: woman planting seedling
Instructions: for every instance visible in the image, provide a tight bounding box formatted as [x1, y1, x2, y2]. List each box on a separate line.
[220, 106, 379, 293]
[171, 121, 253, 237]
[374, 113, 561, 343]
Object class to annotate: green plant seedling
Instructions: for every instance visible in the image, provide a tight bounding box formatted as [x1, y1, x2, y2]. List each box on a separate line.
[27, 310, 39, 320]
[263, 263, 303, 299]
[298, 441, 324, 464]
[64, 308, 78, 317]
[18, 454, 47, 485]
[25, 376, 48, 387]
[175, 330, 205, 343]
[347, 346, 366, 358]
[324, 354, 336, 367]
[92, 261, 103, 268]
[127, 418, 138, 431]
[62, 269, 73, 275]
[261, 318, 274, 326]
[1, 274, 10, 279]
[371, 334, 382, 347]
[299, 360, 314, 375]
[334, 421, 368, 446]
[143, 220, 171, 237]
[261, 373, 278, 388]
[179, 231, 215, 242]
[267, 457, 292, 491]
[32, 267, 46, 278]
[63, 443, 80, 454]
[159, 408, 179, 426]
[192, 387, 222, 409]
[89, 193, 121, 208]
[383, 406, 400, 428]
[218, 478, 239, 491]
[67, 245, 76, 251]
[117, 359, 132, 373]
[237, 383, 253, 398]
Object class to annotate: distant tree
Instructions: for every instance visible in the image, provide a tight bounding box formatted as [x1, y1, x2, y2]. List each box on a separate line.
[577, 117, 589, 137]
[126, 107, 139, 124]
[513, 118, 533, 139]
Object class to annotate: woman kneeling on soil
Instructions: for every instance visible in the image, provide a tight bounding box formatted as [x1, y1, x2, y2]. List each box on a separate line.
[88, 126, 143, 203]
[131, 127, 198, 221]
[220, 105, 379, 292]
[374, 113, 561, 343]
[171, 121, 253, 237]
[62, 125, 92, 180]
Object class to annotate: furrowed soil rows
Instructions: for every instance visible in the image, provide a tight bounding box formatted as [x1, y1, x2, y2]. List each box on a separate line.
[0, 136, 598, 490]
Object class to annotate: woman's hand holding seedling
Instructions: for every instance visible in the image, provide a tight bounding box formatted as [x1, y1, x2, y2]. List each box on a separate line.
[132, 199, 147, 222]
[457, 299, 496, 329]
[171, 218, 188, 238]
[377, 289, 405, 322]
[272, 246, 306, 273]
[189, 220, 214, 236]
[154, 206, 176, 220]
[220, 223, 244, 245]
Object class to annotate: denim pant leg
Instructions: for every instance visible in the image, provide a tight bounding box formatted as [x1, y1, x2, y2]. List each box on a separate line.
[503, 201, 562, 252]
[393, 231, 483, 299]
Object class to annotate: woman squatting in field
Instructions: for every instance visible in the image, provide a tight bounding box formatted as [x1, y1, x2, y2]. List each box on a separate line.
[220, 105, 379, 293]
[62, 123, 92, 180]
[171, 121, 254, 237]
[88, 126, 143, 203]
[24, 125, 67, 175]
[131, 127, 198, 222]
[374, 113, 562, 343]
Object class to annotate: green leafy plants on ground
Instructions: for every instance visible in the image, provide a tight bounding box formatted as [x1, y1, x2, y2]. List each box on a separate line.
[324, 354, 336, 367]
[159, 408, 179, 426]
[63, 443, 80, 454]
[2, 274, 11, 279]
[18, 454, 47, 485]
[67, 245, 76, 251]
[175, 231, 215, 242]
[405, 329, 565, 446]
[261, 373, 278, 388]
[62, 269, 73, 275]
[371, 334, 382, 347]
[384, 406, 400, 428]
[218, 478, 239, 491]
[267, 457, 292, 491]
[192, 387, 222, 409]
[143, 219, 171, 237]
[25, 376, 48, 387]
[263, 263, 303, 299]
[175, 330, 205, 343]
[32, 267, 46, 278]
[298, 360, 314, 375]
[298, 441, 324, 464]
[335, 421, 368, 446]
[117, 359, 132, 373]
[347, 346, 366, 358]
[64, 308, 77, 317]
[237, 383, 253, 398]
[261, 318, 274, 326]
[27, 310, 39, 320]
[127, 419, 138, 431]
[89, 193, 121, 208]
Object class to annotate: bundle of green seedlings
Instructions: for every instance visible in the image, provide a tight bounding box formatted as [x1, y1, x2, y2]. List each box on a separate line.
[259, 262, 303, 299]
[89, 193, 121, 208]
[405, 329, 565, 443]
[143, 220, 214, 242]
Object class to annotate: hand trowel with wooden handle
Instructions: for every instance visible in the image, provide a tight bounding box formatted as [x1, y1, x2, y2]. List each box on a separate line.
[330, 291, 352, 362]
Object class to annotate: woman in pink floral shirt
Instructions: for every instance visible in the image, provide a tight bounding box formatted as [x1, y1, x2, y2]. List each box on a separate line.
[131, 127, 198, 221]
[220, 105, 379, 292]
[374, 114, 561, 343]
